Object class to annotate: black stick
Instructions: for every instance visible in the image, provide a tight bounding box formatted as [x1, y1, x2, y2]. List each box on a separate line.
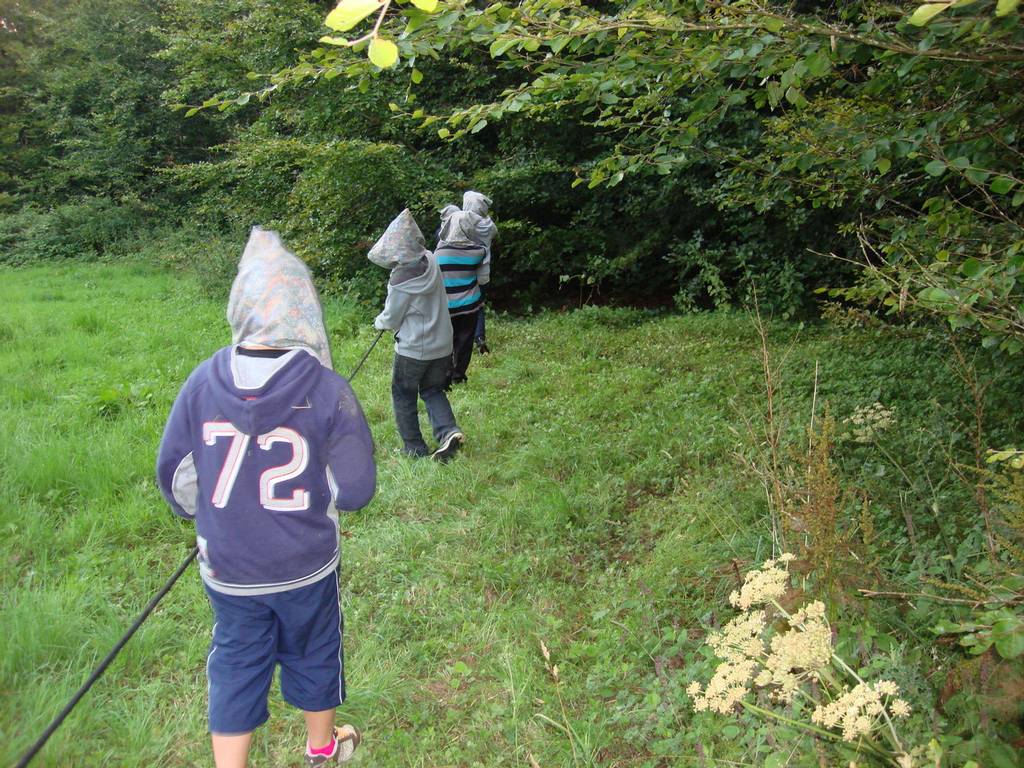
[348, 328, 385, 382]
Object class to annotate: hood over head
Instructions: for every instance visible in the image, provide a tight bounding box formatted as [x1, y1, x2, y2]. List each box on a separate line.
[368, 209, 430, 269]
[208, 347, 323, 436]
[227, 227, 332, 368]
[439, 203, 461, 223]
[437, 209, 485, 248]
[462, 191, 491, 217]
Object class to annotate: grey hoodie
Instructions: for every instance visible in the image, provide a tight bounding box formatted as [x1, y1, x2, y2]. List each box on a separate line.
[460, 191, 497, 285]
[462, 191, 497, 252]
[370, 210, 454, 361]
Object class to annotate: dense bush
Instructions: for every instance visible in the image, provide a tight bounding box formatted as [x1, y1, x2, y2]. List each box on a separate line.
[165, 137, 451, 299]
[0, 198, 146, 264]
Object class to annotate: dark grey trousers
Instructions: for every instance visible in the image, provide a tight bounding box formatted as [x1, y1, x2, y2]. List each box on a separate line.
[391, 353, 459, 456]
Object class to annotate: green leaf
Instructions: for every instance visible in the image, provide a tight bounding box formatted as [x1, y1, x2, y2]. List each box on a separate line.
[966, 167, 989, 184]
[764, 753, 789, 768]
[325, 0, 382, 32]
[184, 107, 200, 118]
[961, 257, 986, 278]
[470, 118, 488, 134]
[763, 18, 785, 33]
[990, 176, 1016, 194]
[924, 159, 947, 177]
[368, 37, 399, 68]
[909, 3, 952, 26]
[411, 68, 424, 84]
[996, 0, 1021, 16]
[489, 37, 517, 58]
[877, 157, 892, 174]
[404, 11, 428, 34]
[919, 287, 954, 305]
[437, 127, 450, 139]
[549, 36, 570, 54]
[994, 626, 1024, 658]
[319, 35, 350, 46]
[410, 0, 438, 11]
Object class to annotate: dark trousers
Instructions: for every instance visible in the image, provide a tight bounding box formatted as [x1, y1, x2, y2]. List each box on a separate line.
[392, 353, 459, 456]
[450, 313, 477, 384]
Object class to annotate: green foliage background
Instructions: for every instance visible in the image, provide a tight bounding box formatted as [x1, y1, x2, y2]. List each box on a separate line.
[1, 0, 1019, 331]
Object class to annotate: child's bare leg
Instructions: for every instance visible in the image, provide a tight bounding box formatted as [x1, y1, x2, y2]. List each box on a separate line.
[304, 708, 336, 750]
[211, 732, 253, 768]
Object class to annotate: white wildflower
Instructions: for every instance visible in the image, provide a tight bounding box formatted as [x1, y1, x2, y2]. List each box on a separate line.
[843, 402, 895, 444]
[693, 658, 758, 714]
[729, 560, 790, 610]
[759, 601, 832, 700]
[812, 680, 908, 743]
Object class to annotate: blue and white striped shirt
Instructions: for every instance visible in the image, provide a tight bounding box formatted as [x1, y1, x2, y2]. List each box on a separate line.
[435, 243, 488, 317]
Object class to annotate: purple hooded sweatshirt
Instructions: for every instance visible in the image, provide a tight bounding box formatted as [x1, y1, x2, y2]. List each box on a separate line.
[156, 228, 376, 596]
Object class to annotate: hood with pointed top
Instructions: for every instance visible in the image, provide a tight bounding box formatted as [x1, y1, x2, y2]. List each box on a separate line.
[437, 209, 486, 248]
[368, 209, 431, 269]
[439, 203, 461, 223]
[462, 191, 491, 217]
[226, 227, 333, 368]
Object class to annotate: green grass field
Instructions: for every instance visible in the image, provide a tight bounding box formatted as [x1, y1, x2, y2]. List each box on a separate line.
[0, 262, 1009, 766]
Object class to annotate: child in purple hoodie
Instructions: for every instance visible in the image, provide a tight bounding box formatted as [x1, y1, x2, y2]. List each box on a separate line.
[157, 227, 375, 767]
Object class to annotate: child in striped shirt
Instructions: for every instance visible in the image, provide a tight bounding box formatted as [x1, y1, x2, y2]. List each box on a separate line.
[435, 205, 495, 385]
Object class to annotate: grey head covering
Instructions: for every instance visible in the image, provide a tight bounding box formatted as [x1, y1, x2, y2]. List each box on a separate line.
[462, 191, 491, 217]
[439, 203, 461, 223]
[368, 209, 430, 269]
[226, 227, 333, 369]
[437, 209, 485, 248]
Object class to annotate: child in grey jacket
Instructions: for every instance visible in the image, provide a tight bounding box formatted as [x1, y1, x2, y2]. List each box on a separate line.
[370, 209, 464, 461]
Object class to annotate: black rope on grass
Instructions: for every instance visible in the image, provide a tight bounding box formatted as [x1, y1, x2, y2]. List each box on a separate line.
[15, 329, 386, 767]
[14, 547, 198, 768]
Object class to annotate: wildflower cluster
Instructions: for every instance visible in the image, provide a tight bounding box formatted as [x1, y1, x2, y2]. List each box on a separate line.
[728, 553, 794, 610]
[759, 600, 832, 700]
[687, 554, 913, 757]
[812, 680, 911, 741]
[690, 555, 833, 711]
[843, 402, 895, 443]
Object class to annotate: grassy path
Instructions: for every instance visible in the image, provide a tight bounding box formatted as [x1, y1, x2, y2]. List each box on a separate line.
[0, 263, 944, 766]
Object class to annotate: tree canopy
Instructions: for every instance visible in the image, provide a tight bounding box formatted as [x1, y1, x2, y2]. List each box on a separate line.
[2, 0, 1022, 349]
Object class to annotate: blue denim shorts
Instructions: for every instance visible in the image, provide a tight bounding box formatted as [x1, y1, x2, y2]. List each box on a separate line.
[204, 572, 344, 734]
